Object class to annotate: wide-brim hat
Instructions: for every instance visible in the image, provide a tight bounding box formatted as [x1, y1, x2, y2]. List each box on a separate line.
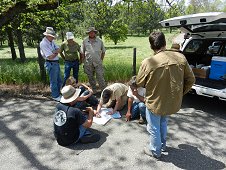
[86, 27, 98, 34]
[43, 27, 56, 38]
[60, 85, 81, 103]
[66, 32, 74, 40]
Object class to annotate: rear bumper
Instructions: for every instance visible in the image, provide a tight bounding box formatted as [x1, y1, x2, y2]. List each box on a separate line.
[192, 84, 226, 101]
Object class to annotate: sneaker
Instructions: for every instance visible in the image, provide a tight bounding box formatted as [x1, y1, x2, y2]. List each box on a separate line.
[143, 147, 161, 159]
[52, 96, 61, 102]
[79, 134, 100, 144]
[138, 117, 147, 124]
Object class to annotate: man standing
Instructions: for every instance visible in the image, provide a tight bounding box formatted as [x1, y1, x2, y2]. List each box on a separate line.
[136, 32, 195, 158]
[54, 85, 100, 146]
[40, 27, 62, 101]
[60, 32, 82, 87]
[81, 27, 106, 94]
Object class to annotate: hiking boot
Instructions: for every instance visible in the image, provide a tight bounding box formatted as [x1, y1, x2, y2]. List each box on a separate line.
[79, 134, 100, 144]
[138, 117, 147, 124]
[143, 147, 161, 159]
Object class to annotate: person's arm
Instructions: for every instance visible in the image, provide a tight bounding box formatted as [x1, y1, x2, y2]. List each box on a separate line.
[132, 89, 145, 102]
[183, 60, 195, 95]
[126, 97, 133, 121]
[60, 52, 65, 60]
[82, 107, 94, 128]
[112, 97, 122, 113]
[101, 52, 105, 60]
[47, 52, 58, 60]
[96, 102, 103, 114]
[75, 85, 93, 102]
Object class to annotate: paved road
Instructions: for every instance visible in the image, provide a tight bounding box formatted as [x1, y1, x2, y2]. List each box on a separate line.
[0, 94, 226, 170]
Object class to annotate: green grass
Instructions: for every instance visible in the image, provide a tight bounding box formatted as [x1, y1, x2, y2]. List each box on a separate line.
[0, 30, 180, 85]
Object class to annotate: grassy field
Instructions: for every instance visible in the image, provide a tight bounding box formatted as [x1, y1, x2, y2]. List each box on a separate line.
[0, 30, 180, 85]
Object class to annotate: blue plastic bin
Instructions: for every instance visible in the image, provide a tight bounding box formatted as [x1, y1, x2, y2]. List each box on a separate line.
[209, 56, 226, 80]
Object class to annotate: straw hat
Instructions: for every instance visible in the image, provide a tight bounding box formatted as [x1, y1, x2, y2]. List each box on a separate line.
[86, 27, 98, 34]
[43, 27, 56, 38]
[66, 32, 74, 40]
[60, 85, 81, 103]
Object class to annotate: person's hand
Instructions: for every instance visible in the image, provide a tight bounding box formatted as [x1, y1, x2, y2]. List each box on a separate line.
[86, 107, 94, 115]
[126, 111, 132, 122]
[94, 110, 101, 118]
[106, 109, 114, 115]
[132, 88, 138, 96]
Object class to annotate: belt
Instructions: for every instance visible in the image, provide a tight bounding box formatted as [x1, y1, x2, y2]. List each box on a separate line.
[65, 59, 78, 62]
[46, 60, 59, 63]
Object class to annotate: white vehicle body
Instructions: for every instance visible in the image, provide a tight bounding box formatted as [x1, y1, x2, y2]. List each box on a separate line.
[160, 12, 226, 101]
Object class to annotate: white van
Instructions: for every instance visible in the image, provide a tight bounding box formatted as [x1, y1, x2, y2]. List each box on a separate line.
[160, 12, 226, 101]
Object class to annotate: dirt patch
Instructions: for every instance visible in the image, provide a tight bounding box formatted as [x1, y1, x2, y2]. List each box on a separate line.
[0, 84, 51, 100]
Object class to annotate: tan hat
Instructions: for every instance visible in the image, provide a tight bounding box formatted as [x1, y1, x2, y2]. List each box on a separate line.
[86, 27, 98, 34]
[43, 27, 56, 38]
[66, 32, 74, 40]
[60, 85, 81, 103]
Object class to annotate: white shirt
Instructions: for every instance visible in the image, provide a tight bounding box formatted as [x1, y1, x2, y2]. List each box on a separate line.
[127, 87, 146, 103]
[40, 37, 59, 60]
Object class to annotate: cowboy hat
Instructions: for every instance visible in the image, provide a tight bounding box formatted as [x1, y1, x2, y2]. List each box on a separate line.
[43, 27, 56, 38]
[86, 27, 98, 34]
[66, 32, 74, 40]
[60, 85, 81, 103]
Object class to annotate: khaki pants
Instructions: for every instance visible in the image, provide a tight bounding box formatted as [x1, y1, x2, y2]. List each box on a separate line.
[84, 62, 106, 91]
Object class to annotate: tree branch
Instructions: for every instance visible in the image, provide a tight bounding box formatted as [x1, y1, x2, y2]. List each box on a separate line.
[0, 0, 82, 28]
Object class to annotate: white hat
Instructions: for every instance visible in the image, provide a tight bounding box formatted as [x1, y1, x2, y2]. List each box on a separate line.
[60, 85, 81, 103]
[86, 27, 98, 34]
[66, 32, 74, 40]
[43, 27, 56, 38]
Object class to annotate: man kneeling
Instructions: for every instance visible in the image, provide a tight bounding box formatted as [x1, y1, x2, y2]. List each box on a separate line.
[53, 85, 100, 146]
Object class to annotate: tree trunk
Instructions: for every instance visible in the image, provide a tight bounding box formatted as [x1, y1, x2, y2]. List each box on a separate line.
[6, 26, 17, 60]
[61, 31, 64, 42]
[16, 28, 26, 62]
[37, 45, 47, 84]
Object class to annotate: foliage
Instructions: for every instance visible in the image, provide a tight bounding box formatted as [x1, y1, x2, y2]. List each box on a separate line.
[105, 19, 128, 45]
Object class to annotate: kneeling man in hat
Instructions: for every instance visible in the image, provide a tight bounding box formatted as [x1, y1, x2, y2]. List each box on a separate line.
[53, 85, 100, 146]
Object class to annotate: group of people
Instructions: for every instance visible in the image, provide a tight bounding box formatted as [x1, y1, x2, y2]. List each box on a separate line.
[40, 26, 106, 101]
[40, 27, 195, 159]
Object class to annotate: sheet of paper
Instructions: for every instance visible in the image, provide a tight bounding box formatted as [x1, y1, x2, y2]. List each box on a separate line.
[93, 108, 121, 125]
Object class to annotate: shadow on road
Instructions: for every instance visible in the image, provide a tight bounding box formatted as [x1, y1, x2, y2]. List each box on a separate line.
[161, 144, 225, 170]
[66, 128, 109, 154]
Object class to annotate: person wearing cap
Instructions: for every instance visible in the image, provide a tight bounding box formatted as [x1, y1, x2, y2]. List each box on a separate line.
[40, 27, 62, 102]
[53, 85, 100, 146]
[60, 32, 82, 87]
[96, 83, 128, 115]
[81, 27, 106, 94]
[136, 31, 195, 158]
[126, 76, 146, 124]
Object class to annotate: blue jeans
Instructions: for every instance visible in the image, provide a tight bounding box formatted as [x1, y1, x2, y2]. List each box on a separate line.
[75, 125, 91, 143]
[45, 61, 62, 98]
[131, 102, 146, 119]
[146, 108, 168, 157]
[63, 60, 79, 86]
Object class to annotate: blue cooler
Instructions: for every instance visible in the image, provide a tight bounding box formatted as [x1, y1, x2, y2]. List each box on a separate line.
[209, 56, 226, 80]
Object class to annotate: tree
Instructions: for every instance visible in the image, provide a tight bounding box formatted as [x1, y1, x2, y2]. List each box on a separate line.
[105, 19, 128, 45]
[0, 0, 82, 28]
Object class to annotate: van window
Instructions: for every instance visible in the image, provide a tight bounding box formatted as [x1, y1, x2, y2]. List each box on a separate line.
[208, 41, 222, 54]
[184, 40, 203, 53]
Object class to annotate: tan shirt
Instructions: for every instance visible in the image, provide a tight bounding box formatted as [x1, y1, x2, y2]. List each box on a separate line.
[136, 50, 195, 115]
[81, 37, 106, 66]
[100, 83, 128, 103]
